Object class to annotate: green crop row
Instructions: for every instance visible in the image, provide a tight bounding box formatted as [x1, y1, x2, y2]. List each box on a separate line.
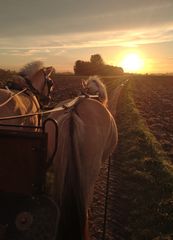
[116, 80, 173, 240]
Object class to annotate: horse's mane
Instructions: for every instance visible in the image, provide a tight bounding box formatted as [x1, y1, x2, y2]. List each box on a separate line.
[19, 61, 44, 79]
[84, 76, 108, 106]
[5, 61, 44, 90]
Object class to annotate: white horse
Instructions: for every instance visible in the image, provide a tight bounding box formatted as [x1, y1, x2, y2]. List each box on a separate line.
[0, 61, 54, 129]
[46, 76, 118, 240]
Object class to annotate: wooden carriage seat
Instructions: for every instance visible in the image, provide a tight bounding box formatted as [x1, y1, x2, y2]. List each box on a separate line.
[0, 129, 47, 196]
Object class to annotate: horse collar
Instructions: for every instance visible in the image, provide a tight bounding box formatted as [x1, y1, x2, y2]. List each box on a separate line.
[22, 77, 46, 110]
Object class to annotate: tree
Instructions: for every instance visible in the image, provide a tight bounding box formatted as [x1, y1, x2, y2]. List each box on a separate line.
[74, 60, 93, 75]
[74, 54, 124, 75]
[90, 54, 104, 65]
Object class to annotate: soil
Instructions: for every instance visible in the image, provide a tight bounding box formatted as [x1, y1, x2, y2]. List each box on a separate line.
[131, 75, 173, 160]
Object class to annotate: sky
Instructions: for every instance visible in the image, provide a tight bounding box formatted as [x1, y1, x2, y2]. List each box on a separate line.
[0, 0, 173, 73]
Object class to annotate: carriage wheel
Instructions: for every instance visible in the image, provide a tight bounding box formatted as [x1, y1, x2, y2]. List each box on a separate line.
[6, 195, 59, 240]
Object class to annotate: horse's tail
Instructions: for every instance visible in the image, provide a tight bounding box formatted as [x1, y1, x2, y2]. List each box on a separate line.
[57, 110, 87, 240]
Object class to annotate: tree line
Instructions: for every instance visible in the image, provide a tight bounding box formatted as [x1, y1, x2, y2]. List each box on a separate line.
[74, 54, 124, 76]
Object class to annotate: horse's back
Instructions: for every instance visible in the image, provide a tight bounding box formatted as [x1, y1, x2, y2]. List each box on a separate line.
[74, 98, 117, 157]
[76, 98, 115, 127]
[48, 97, 117, 155]
[0, 88, 39, 127]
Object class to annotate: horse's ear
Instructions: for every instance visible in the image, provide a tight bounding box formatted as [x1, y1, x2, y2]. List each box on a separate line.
[44, 66, 54, 76]
[82, 80, 87, 88]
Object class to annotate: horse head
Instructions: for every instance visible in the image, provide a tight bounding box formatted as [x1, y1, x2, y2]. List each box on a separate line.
[19, 61, 55, 106]
[82, 75, 108, 106]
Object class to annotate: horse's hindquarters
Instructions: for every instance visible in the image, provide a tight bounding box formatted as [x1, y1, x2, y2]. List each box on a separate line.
[48, 98, 118, 205]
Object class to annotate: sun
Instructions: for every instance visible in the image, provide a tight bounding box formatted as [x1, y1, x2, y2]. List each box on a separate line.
[120, 53, 144, 73]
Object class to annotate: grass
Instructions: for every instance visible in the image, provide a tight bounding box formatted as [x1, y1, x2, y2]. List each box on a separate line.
[116, 80, 173, 240]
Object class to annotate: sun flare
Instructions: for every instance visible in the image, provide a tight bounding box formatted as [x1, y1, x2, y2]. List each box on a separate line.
[120, 53, 144, 72]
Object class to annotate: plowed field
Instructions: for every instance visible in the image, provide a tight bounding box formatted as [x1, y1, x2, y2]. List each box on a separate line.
[131, 75, 173, 159]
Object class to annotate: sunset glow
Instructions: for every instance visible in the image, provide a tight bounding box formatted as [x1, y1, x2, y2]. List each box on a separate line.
[0, 1, 173, 73]
[119, 53, 144, 73]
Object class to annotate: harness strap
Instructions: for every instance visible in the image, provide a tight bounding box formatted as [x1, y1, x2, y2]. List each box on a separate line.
[0, 88, 28, 108]
[23, 74, 53, 110]
[0, 87, 42, 126]
[25, 90, 42, 126]
[0, 94, 99, 121]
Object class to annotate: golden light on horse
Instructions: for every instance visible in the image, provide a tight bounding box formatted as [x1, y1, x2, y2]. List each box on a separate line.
[45, 76, 118, 239]
[0, 61, 54, 130]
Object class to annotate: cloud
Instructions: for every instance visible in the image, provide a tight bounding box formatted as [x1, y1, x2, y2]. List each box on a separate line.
[0, 0, 173, 37]
[1, 24, 173, 54]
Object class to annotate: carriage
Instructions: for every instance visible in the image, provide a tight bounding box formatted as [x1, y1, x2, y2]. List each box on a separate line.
[0, 119, 59, 240]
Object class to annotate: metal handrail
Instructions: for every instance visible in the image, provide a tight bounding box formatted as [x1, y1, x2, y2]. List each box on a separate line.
[43, 118, 58, 169]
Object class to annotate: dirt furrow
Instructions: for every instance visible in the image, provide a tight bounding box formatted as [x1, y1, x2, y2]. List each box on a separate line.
[131, 76, 173, 159]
